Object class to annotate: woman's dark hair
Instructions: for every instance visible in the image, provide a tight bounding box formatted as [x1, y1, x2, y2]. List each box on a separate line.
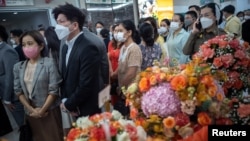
[161, 18, 170, 26]
[139, 22, 154, 46]
[201, 3, 221, 25]
[174, 13, 185, 28]
[95, 21, 104, 27]
[0, 25, 8, 42]
[236, 11, 245, 17]
[119, 20, 140, 44]
[100, 28, 109, 38]
[52, 3, 84, 31]
[44, 26, 60, 66]
[20, 30, 48, 57]
[144, 17, 159, 41]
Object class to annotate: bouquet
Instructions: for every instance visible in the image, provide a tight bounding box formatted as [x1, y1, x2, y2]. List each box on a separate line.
[66, 110, 147, 141]
[193, 34, 250, 124]
[122, 59, 229, 140]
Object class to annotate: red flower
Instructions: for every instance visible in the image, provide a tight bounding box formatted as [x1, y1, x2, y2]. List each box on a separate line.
[67, 128, 82, 141]
[174, 113, 190, 127]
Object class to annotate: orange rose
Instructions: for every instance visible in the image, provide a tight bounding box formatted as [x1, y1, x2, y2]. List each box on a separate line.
[150, 75, 157, 86]
[139, 77, 150, 92]
[170, 75, 187, 91]
[130, 107, 138, 119]
[216, 93, 224, 101]
[159, 73, 167, 82]
[208, 84, 217, 97]
[200, 75, 214, 86]
[163, 116, 176, 129]
[197, 112, 212, 126]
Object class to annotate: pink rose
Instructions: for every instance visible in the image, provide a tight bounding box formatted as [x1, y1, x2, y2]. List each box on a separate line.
[228, 71, 240, 80]
[221, 54, 234, 68]
[229, 39, 240, 49]
[234, 50, 246, 60]
[213, 57, 223, 68]
[201, 47, 214, 60]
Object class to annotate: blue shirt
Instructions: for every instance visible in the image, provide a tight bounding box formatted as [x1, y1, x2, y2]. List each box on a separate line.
[165, 28, 190, 66]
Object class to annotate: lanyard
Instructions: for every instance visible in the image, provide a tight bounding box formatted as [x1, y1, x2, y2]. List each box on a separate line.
[119, 43, 134, 62]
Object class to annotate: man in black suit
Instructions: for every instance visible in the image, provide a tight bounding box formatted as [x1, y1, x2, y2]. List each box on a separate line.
[53, 3, 109, 117]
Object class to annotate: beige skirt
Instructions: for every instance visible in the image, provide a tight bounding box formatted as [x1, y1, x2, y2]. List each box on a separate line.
[27, 106, 64, 141]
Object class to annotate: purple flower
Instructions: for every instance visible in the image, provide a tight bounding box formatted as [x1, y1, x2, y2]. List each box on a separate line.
[141, 83, 181, 117]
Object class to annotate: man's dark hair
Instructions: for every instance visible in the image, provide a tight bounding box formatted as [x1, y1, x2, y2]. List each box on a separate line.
[95, 21, 104, 27]
[81, 8, 89, 26]
[100, 28, 109, 38]
[236, 11, 245, 17]
[0, 25, 8, 42]
[185, 10, 198, 19]
[188, 5, 201, 13]
[10, 29, 23, 37]
[222, 5, 235, 14]
[52, 2, 84, 31]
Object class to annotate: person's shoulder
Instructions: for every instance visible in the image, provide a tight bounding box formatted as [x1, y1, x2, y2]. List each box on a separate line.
[217, 28, 226, 35]
[43, 57, 55, 66]
[14, 60, 25, 68]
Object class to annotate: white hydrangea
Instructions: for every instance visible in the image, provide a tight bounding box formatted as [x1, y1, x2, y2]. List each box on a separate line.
[116, 132, 130, 141]
[111, 110, 123, 120]
[76, 116, 93, 129]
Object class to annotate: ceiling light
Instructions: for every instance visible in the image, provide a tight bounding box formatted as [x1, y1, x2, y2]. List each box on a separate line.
[2, 19, 6, 21]
[13, 12, 18, 14]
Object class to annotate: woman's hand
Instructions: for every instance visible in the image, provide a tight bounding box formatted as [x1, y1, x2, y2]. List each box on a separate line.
[29, 107, 48, 118]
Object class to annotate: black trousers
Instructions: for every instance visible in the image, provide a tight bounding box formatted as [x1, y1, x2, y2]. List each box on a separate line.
[0, 101, 12, 136]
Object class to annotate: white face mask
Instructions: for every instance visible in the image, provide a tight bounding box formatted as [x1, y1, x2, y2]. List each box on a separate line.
[169, 22, 179, 32]
[158, 27, 167, 35]
[244, 15, 250, 20]
[116, 32, 126, 42]
[200, 17, 213, 29]
[10, 39, 16, 45]
[239, 17, 244, 21]
[96, 28, 102, 34]
[113, 33, 118, 41]
[55, 24, 70, 40]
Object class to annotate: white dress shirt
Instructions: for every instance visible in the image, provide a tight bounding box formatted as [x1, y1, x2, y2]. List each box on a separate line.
[65, 31, 83, 67]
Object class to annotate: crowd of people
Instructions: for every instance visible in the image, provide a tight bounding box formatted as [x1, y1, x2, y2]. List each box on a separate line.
[0, 2, 249, 141]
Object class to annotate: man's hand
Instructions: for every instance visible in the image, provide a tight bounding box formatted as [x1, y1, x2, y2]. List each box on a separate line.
[60, 103, 68, 113]
[4, 103, 15, 111]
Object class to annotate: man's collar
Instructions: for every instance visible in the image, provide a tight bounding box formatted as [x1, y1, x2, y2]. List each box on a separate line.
[226, 15, 233, 21]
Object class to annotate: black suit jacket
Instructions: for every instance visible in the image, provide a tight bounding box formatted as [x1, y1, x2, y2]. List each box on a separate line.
[61, 33, 109, 116]
[242, 19, 250, 44]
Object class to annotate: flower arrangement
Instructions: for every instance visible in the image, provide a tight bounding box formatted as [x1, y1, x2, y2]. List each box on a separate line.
[122, 59, 230, 140]
[193, 34, 250, 124]
[66, 110, 147, 141]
